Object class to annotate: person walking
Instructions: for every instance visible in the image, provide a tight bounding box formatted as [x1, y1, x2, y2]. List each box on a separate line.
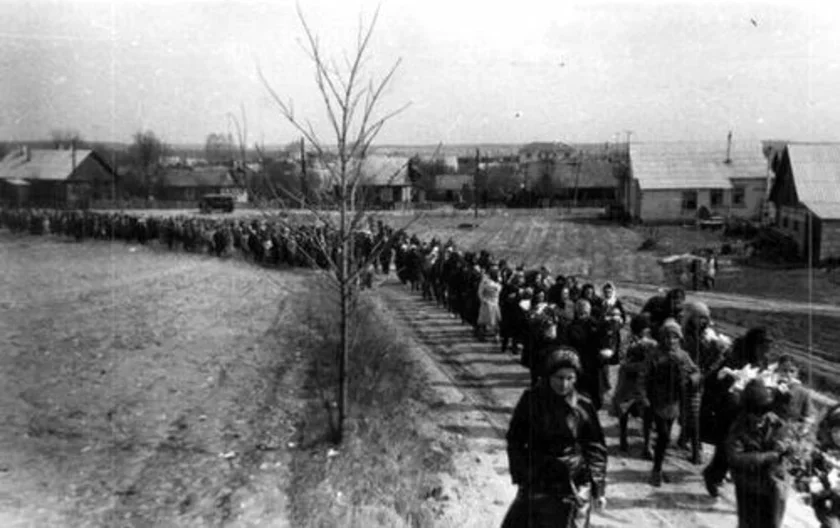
[726, 377, 794, 528]
[502, 347, 608, 528]
[646, 318, 701, 486]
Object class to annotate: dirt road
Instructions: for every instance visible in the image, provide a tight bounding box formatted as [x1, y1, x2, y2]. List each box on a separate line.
[374, 278, 821, 528]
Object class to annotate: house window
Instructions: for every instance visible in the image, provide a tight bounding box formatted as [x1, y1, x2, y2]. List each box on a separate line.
[782, 217, 789, 228]
[732, 186, 746, 207]
[710, 189, 724, 207]
[793, 220, 800, 232]
[681, 190, 698, 210]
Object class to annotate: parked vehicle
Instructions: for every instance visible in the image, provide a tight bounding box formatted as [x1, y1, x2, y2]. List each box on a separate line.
[199, 194, 234, 213]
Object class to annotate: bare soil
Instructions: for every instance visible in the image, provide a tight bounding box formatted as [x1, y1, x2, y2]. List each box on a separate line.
[0, 232, 307, 527]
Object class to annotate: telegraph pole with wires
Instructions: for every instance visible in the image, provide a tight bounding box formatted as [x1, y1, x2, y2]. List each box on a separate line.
[474, 148, 480, 219]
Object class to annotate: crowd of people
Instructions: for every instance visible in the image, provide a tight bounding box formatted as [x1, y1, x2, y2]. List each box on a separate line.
[2, 207, 840, 528]
[388, 231, 839, 528]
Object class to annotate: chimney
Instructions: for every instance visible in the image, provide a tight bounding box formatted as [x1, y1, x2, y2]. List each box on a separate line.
[71, 142, 77, 174]
[23, 145, 30, 161]
[724, 131, 733, 164]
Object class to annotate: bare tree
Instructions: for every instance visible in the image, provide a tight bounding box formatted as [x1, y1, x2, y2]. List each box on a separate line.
[51, 128, 83, 150]
[205, 132, 234, 165]
[128, 130, 168, 201]
[251, 6, 424, 443]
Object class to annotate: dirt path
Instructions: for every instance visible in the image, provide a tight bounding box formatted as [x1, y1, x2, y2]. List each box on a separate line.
[374, 278, 820, 528]
[0, 233, 306, 527]
[615, 282, 840, 317]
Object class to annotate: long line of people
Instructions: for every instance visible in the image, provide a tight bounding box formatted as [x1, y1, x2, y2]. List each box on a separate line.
[390, 234, 840, 528]
[3, 207, 840, 527]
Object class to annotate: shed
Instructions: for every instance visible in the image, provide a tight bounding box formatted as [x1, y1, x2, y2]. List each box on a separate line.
[626, 141, 768, 223]
[768, 143, 840, 262]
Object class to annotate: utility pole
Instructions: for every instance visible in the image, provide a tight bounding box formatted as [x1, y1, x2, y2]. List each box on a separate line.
[474, 148, 480, 219]
[571, 151, 583, 211]
[299, 137, 307, 208]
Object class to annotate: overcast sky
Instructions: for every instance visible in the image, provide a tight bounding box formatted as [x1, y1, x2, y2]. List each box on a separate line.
[1, 0, 839, 146]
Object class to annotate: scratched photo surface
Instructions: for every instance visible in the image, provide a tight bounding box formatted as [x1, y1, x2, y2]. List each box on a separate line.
[0, 1, 838, 527]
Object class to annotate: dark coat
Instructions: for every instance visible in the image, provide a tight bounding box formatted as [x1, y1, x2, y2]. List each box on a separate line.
[645, 347, 700, 420]
[506, 384, 607, 495]
[725, 411, 790, 528]
[567, 317, 607, 409]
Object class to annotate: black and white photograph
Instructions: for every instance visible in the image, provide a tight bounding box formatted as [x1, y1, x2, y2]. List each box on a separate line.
[1, 0, 840, 526]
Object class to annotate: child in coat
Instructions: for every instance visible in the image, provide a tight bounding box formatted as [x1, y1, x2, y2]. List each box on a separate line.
[645, 318, 701, 486]
[612, 314, 657, 457]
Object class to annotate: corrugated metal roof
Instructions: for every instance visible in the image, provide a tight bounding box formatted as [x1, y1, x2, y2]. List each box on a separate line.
[0, 148, 93, 181]
[786, 143, 840, 219]
[630, 141, 766, 190]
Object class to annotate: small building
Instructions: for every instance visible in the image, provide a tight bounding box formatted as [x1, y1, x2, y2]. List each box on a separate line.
[0, 146, 117, 207]
[768, 143, 840, 263]
[625, 140, 768, 223]
[428, 173, 474, 202]
[158, 166, 247, 203]
[343, 155, 413, 208]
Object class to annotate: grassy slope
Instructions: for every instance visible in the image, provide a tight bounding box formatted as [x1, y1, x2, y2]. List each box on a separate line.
[286, 282, 455, 528]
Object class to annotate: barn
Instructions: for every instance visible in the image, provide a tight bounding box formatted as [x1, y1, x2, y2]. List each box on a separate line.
[625, 140, 768, 223]
[768, 143, 840, 263]
[0, 146, 116, 208]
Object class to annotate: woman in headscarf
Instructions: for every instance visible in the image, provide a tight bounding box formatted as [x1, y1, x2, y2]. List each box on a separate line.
[502, 347, 608, 528]
[680, 300, 730, 465]
[477, 267, 503, 341]
[598, 282, 626, 325]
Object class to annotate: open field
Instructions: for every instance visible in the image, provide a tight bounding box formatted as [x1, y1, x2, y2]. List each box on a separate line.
[0, 232, 306, 527]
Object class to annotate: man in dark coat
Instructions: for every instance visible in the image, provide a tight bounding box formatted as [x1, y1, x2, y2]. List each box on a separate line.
[642, 288, 686, 332]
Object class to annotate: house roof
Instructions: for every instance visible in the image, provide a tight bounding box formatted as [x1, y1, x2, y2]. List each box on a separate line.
[520, 141, 574, 153]
[0, 148, 95, 181]
[161, 166, 238, 188]
[354, 155, 411, 187]
[435, 174, 473, 191]
[629, 141, 767, 190]
[549, 157, 617, 189]
[786, 143, 840, 219]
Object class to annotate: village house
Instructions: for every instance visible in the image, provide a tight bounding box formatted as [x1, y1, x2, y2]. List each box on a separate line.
[158, 165, 248, 203]
[624, 139, 768, 223]
[0, 145, 117, 208]
[768, 143, 840, 263]
[332, 155, 413, 209]
[427, 173, 474, 202]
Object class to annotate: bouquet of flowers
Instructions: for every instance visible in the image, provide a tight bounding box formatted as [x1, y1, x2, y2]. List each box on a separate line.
[718, 361, 780, 393]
